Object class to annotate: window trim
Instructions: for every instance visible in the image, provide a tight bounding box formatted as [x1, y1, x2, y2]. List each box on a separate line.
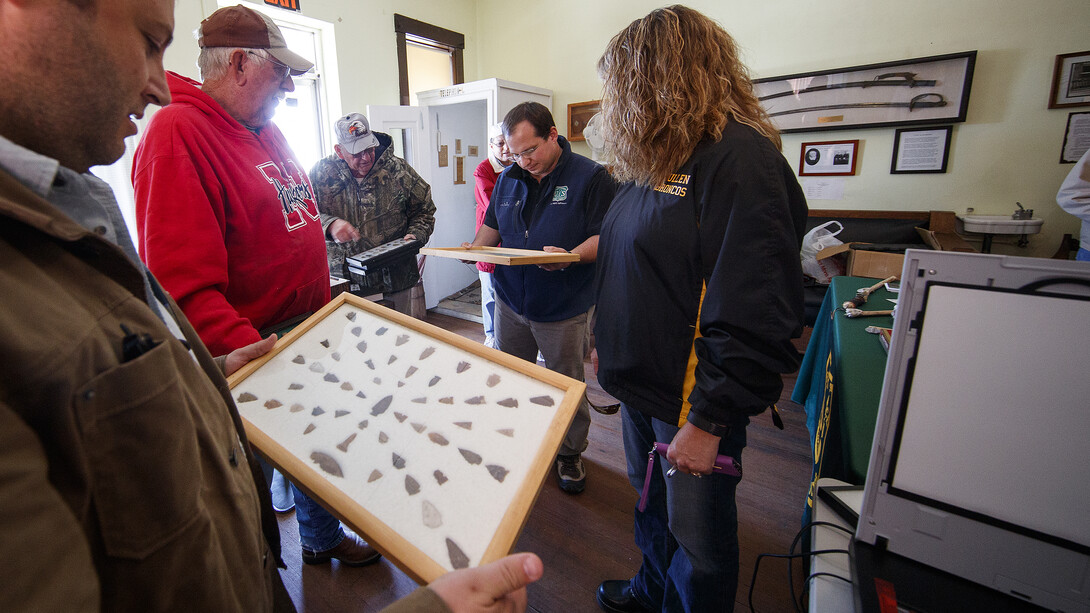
[394, 14, 464, 106]
[228, 1, 343, 156]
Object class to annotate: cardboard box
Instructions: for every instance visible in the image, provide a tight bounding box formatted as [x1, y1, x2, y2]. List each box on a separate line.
[817, 243, 906, 280]
[916, 227, 977, 253]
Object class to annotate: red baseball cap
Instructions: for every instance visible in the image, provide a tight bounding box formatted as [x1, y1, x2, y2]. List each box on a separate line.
[199, 5, 312, 75]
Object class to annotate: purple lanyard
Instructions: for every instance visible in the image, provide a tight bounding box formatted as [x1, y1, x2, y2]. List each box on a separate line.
[637, 442, 742, 512]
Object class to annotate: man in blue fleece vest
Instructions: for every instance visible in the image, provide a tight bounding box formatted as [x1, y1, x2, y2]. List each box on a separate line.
[463, 102, 616, 494]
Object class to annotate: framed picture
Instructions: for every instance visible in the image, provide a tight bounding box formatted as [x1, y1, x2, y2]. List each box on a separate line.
[228, 293, 584, 583]
[420, 246, 580, 266]
[799, 140, 859, 176]
[891, 126, 953, 174]
[1049, 51, 1090, 109]
[755, 51, 977, 133]
[566, 100, 601, 142]
[1061, 111, 1090, 163]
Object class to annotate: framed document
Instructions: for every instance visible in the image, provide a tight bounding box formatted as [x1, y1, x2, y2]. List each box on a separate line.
[228, 293, 584, 582]
[891, 126, 953, 174]
[1061, 111, 1090, 163]
[420, 246, 580, 266]
[798, 140, 859, 176]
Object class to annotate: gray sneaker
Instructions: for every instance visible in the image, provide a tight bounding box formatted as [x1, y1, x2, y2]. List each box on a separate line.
[556, 454, 586, 494]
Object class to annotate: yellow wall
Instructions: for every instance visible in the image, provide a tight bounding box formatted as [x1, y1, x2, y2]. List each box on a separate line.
[475, 0, 1090, 257]
[166, 0, 1090, 257]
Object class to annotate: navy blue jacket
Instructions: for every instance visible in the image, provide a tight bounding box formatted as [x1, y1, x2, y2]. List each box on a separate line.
[484, 136, 615, 321]
[595, 121, 807, 430]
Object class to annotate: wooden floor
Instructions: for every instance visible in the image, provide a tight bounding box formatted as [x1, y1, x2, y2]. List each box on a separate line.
[276, 312, 813, 613]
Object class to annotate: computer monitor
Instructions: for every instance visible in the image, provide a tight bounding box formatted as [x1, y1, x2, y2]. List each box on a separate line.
[855, 249, 1090, 612]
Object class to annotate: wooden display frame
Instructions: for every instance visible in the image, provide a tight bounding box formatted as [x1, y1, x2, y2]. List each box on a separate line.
[420, 246, 580, 266]
[566, 100, 601, 142]
[228, 293, 584, 583]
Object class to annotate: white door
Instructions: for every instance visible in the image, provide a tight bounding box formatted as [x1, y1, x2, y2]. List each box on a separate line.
[366, 105, 432, 184]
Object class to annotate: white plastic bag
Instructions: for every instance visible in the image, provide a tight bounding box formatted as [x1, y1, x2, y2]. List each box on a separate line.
[800, 220, 845, 283]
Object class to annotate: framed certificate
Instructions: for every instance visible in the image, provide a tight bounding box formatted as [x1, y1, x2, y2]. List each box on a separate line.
[891, 126, 953, 174]
[228, 293, 584, 582]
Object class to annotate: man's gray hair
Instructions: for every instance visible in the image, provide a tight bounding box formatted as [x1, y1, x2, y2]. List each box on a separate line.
[196, 46, 271, 82]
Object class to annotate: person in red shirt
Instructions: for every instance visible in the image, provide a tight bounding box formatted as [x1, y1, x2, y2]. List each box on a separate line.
[472, 124, 513, 348]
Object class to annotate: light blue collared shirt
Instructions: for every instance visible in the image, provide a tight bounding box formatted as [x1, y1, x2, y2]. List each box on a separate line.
[0, 134, 190, 347]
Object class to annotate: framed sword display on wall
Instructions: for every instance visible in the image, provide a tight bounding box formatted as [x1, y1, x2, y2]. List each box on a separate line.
[755, 51, 976, 133]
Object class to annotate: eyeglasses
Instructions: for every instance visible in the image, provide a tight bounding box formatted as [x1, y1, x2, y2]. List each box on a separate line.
[509, 139, 547, 161]
[247, 51, 291, 80]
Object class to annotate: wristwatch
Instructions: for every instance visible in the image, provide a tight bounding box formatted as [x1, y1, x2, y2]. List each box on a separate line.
[686, 411, 730, 438]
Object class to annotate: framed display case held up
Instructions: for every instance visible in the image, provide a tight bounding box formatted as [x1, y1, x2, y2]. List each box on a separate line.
[755, 51, 977, 133]
[228, 293, 585, 583]
[420, 246, 580, 266]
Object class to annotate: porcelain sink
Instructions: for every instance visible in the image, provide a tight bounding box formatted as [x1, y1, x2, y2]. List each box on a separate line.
[956, 214, 1044, 235]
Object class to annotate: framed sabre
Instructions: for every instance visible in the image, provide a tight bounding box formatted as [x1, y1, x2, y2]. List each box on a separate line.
[755, 51, 977, 133]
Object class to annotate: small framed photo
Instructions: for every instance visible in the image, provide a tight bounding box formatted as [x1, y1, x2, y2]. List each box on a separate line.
[799, 140, 859, 176]
[891, 126, 953, 174]
[1049, 51, 1090, 109]
[566, 100, 601, 142]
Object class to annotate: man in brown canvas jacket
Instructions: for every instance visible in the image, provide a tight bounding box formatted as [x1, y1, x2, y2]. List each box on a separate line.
[0, 1, 538, 611]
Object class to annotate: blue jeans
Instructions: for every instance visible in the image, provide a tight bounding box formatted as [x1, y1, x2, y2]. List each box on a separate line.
[1077, 247, 1090, 262]
[293, 484, 345, 552]
[622, 405, 747, 613]
[479, 271, 496, 338]
[258, 455, 344, 552]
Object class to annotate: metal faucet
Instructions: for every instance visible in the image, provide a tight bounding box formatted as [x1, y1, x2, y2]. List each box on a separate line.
[1012, 202, 1034, 220]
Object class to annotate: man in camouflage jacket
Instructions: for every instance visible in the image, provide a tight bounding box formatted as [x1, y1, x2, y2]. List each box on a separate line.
[309, 113, 436, 314]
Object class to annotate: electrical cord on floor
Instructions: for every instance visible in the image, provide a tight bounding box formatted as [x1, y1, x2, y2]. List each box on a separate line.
[747, 520, 853, 613]
[799, 571, 853, 606]
[787, 520, 854, 611]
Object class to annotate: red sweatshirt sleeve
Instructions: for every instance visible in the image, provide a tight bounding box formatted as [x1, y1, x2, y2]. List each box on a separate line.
[133, 134, 261, 356]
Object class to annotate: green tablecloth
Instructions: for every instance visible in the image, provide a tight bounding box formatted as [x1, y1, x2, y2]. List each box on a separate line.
[793, 276, 896, 511]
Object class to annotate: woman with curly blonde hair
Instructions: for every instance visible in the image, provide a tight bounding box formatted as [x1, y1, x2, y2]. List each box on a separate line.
[593, 6, 808, 612]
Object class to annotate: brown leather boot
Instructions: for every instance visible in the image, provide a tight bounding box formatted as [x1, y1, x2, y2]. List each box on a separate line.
[301, 531, 381, 567]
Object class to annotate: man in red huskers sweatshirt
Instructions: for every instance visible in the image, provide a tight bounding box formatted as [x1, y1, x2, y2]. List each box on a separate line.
[132, 4, 378, 568]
